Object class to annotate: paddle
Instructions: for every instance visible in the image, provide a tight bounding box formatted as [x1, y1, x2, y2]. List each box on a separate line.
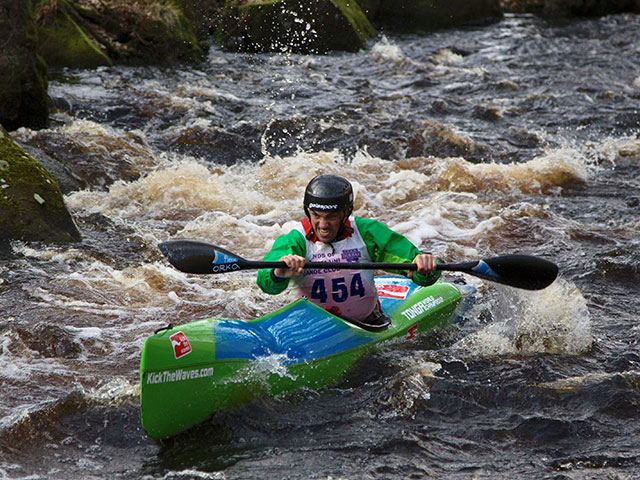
[158, 240, 558, 290]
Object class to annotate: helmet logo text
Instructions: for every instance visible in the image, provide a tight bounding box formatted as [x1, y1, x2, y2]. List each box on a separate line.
[308, 202, 339, 210]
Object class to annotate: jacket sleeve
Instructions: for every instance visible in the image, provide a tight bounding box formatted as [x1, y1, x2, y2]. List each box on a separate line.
[256, 229, 306, 294]
[355, 217, 441, 286]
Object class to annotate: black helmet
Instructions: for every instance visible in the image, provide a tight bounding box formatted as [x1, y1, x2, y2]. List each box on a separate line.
[303, 174, 353, 216]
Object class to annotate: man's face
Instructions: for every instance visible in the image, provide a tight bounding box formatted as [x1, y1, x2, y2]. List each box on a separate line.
[308, 209, 345, 243]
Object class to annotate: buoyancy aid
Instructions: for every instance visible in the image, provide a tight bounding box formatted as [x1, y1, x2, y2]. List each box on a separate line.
[292, 216, 378, 322]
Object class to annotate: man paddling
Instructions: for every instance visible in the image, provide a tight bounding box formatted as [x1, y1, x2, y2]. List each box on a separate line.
[256, 174, 439, 330]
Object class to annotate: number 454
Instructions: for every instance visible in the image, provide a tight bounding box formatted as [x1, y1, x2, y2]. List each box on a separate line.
[310, 273, 366, 303]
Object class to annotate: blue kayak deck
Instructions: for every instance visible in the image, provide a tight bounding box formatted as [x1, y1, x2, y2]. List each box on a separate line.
[213, 299, 377, 363]
[210, 276, 468, 365]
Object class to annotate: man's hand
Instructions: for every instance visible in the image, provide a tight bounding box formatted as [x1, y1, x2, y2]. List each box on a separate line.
[408, 253, 437, 278]
[273, 254, 306, 278]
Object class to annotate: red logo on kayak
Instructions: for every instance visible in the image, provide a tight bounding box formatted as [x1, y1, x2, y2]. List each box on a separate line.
[170, 331, 192, 359]
[377, 284, 410, 299]
[406, 324, 418, 340]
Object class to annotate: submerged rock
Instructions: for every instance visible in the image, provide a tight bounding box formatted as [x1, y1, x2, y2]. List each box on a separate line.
[217, 0, 377, 54]
[0, 0, 49, 130]
[0, 125, 81, 243]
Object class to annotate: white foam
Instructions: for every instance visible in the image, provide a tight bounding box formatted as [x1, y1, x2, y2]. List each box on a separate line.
[454, 278, 592, 357]
[432, 48, 464, 65]
[65, 326, 102, 340]
[85, 378, 139, 406]
[371, 36, 410, 64]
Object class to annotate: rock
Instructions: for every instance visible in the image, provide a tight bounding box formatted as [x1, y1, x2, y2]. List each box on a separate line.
[499, 0, 640, 16]
[217, 0, 377, 54]
[372, 0, 502, 31]
[0, 125, 81, 243]
[19, 143, 85, 194]
[0, 0, 49, 130]
[177, 0, 226, 40]
[35, 0, 112, 68]
[354, 0, 381, 18]
[93, 0, 206, 64]
[34, 0, 206, 67]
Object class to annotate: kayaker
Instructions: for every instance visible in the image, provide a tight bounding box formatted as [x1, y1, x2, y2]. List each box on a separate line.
[256, 174, 440, 330]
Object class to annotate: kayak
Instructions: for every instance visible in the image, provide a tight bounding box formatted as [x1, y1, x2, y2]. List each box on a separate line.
[139, 276, 475, 439]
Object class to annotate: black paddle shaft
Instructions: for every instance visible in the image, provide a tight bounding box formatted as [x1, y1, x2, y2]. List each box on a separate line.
[158, 240, 558, 290]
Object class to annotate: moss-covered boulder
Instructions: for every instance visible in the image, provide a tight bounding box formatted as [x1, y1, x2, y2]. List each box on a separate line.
[372, 0, 502, 31]
[177, 0, 225, 40]
[0, 125, 81, 243]
[94, 0, 206, 64]
[0, 0, 49, 130]
[34, 0, 205, 68]
[218, 0, 377, 54]
[35, 0, 112, 68]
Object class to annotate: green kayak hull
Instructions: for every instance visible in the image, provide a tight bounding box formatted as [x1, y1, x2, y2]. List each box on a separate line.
[140, 277, 472, 438]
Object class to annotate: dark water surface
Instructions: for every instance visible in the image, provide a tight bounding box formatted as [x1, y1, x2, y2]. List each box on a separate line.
[2, 13, 640, 480]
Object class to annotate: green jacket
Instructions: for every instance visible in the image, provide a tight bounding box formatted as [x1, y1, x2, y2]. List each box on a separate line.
[257, 216, 440, 294]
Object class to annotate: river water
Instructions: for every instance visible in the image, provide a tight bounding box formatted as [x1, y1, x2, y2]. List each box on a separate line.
[2, 12, 640, 480]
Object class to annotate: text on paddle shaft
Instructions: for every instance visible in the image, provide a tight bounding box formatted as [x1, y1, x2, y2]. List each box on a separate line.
[146, 367, 214, 385]
[400, 296, 444, 320]
[212, 263, 240, 272]
[212, 250, 241, 272]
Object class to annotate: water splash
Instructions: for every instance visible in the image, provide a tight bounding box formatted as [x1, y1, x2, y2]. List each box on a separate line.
[224, 353, 299, 396]
[453, 278, 592, 357]
[371, 36, 418, 67]
[378, 359, 442, 418]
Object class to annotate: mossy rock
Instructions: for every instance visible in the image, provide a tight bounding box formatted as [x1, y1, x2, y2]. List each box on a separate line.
[127, 2, 205, 63]
[36, 0, 112, 68]
[0, 0, 49, 130]
[176, 0, 225, 40]
[218, 0, 377, 54]
[373, 0, 502, 31]
[0, 126, 81, 243]
[93, 0, 206, 63]
[35, 0, 205, 67]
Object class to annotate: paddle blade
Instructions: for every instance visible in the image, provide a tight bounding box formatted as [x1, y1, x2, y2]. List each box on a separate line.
[471, 255, 558, 290]
[158, 240, 246, 274]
